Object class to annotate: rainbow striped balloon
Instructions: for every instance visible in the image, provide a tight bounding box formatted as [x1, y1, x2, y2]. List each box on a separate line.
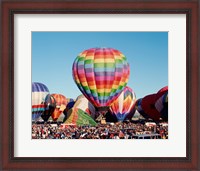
[109, 86, 136, 122]
[72, 47, 130, 110]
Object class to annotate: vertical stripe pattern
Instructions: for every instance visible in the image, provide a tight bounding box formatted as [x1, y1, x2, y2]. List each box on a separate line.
[110, 86, 137, 121]
[155, 91, 168, 121]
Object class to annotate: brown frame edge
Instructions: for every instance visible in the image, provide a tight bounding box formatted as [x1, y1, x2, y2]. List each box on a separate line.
[1, 0, 199, 170]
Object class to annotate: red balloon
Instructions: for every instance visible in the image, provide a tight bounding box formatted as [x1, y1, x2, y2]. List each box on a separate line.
[140, 86, 168, 121]
[141, 94, 161, 121]
[157, 86, 168, 95]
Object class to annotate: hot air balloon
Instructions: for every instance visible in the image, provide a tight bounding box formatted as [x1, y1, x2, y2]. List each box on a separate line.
[135, 98, 150, 119]
[41, 94, 56, 122]
[157, 86, 168, 94]
[49, 94, 68, 121]
[75, 94, 96, 118]
[141, 94, 162, 121]
[63, 95, 96, 122]
[155, 91, 168, 121]
[72, 47, 130, 115]
[32, 82, 49, 121]
[109, 86, 136, 122]
[64, 108, 97, 126]
[66, 98, 75, 111]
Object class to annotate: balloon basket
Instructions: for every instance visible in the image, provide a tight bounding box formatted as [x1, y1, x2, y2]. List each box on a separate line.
[100, 118, 106, 125]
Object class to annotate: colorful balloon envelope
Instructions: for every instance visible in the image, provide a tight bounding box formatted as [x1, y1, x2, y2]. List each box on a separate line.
[64, 108, 97, 126]
[66, 98, 75, 112]
[141, 94, 162, 121]
[135, 98, 150, 119]
[41, 94, 56, 122]
[72, 47, 130, 113]
[50, 94, 68, 121]
[32, 82, 49, 121]
[157, 86, 168, 94]
[73, 94, 96, 119]
[155, 91, 168, 121]
[109, 86, 136, 122]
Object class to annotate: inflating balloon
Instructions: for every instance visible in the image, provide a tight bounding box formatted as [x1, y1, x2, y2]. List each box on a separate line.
[157, 86, 168, 94]
[64, 108, 97, 126]
[135, 98, 149, 119]
[141, 94, 162, 121]
[63, 94, 96, 122]
[50, 94, 68, 121]
[74, 94, 96, 119]
[109, 86, 136, 122]
[140, 86, 168, 121]
[155, 91, 168, 121]
[72, 47, 130, 114]
[66, 98, 75, 112]
[32, 82, 49, 121]
[41, 94, 56, 122]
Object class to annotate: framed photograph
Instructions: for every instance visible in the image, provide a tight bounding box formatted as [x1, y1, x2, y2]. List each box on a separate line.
[1, 0, 199, 170]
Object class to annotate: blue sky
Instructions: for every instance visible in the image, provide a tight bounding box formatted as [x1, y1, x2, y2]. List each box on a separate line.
[32, 32, 168, 99]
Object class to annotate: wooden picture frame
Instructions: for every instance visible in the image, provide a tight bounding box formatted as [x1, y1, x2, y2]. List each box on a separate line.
[1, 0, 199, 170]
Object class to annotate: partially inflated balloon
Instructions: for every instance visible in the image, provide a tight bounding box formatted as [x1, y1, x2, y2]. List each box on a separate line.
[32, 82, 49, 121]
[135, 98, 149, 119]
[141, 94, 161, 121]
[109, 86, 136, 122]
[157, 86, 168, 94]
[155, 91, 168, 121]
[64, 108, 97, 126]
[66, 98, 75, 111]
[74, 94, 96, 119]
[64, 94, 96, 122]
[72, 47, 130, 113]
[155, 86, 168, 120]
[50, 94, 68, 121]
[41, 94, 56, 122]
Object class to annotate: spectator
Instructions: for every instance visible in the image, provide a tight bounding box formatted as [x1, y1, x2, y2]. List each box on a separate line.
[32, 122, 168, 139]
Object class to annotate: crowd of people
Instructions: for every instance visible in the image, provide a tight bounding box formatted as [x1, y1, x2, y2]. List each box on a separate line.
[32, 121, 168, 139]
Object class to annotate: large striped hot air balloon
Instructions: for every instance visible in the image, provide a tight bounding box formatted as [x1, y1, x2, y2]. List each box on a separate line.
[109, 86, 136, 122]
[72, 47, 130, 114]
[32, 82, 49, 121]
